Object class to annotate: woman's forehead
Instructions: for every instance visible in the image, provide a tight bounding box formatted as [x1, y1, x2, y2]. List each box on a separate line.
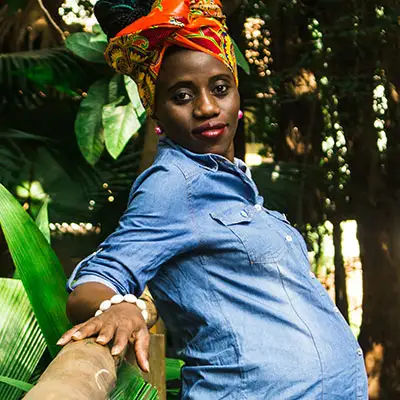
[158, 49, 234, 86]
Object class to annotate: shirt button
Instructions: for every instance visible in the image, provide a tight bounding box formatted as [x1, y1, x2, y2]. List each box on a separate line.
[285, 235, 293, 242]
[309, 271, 315, 278]
[240, 210, 248, 217]
[357, 348, 363, 356]
[255, 204, 262, 211]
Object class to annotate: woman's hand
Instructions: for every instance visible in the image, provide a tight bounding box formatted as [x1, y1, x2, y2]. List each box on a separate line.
[57, 302, 150, 373]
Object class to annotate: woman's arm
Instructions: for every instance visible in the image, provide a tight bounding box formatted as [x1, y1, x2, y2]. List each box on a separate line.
[58, 282, 158, 373]
[66, 282, 116, 323]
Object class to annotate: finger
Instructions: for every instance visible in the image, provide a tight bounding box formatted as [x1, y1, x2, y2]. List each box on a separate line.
[57, 323, 85, 345]
[133, 327, 150, 373]
[111, 326, 131, 356]
[71, 318, 102, 341]
[96, 322, 117, 346]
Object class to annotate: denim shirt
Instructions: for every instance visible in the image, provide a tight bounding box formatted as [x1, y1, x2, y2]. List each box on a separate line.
[68, 137, 368, 399]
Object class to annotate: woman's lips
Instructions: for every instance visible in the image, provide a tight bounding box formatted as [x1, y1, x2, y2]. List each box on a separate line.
[192, 123, 227, 139]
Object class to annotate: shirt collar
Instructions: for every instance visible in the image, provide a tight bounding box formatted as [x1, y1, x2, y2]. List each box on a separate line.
[159, 136, 251, 177]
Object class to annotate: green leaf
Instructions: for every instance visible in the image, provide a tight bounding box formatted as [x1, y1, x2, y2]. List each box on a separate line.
[65, 32, 108, 64]
[165, 358, 184, 382]
[110, 361, 158, 400]
[35, 198, 51, 244]
[0, 376, 34, 393]
[124, 76, 147, 121]
[0, 48, 91, 110]
[232, 38, 250, 75]
[103, 97, 141, 159]
[0, 184, 71, 357]
[75, 79, 108, 165]
[0, 279, 46, 400]
[108, 75, 125, 104]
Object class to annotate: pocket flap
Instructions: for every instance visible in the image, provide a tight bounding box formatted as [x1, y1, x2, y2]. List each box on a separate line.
[210, 205, 252, 226]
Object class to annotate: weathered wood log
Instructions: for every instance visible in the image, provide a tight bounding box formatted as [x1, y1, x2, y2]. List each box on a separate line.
[24, 338, 117, 400]
[24, 334, 166, 400]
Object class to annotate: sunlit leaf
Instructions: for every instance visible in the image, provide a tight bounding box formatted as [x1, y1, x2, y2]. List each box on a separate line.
[75, 79, 108, 165]
[109, 361, 158, 400]
[35, 198, 51, 244]
[124, 76, 146, 122]
[103, 97, 141, 159]
[0, 184, 71, 357]
[0, 376, 34, 393]
[0, 279, 46, 400]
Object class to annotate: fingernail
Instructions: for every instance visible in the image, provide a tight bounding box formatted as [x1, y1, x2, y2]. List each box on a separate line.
[96, 336, 106, 344]
[72, 332, 82, 339]
[56, 338, 64, 345]
[111, 346, 121, 356]
[144, 360, 150, 373]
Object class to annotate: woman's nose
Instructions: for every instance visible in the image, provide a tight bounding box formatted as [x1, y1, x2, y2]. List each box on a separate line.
[193, 91, 220, 119]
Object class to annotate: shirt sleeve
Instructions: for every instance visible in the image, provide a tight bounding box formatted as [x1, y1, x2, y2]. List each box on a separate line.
[67, 163, 196, 296]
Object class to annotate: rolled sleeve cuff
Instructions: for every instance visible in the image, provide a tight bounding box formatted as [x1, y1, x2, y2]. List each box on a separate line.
[67, 272, 120, 294]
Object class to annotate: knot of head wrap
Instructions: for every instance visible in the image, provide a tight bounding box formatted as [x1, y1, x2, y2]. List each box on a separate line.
[103, 0, 238, 115]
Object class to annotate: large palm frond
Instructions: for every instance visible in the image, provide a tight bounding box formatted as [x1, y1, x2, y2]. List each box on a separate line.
[0, 47, 98, 112]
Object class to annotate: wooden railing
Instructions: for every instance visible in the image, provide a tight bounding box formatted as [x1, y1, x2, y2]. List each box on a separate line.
[24, 334, 166, 400]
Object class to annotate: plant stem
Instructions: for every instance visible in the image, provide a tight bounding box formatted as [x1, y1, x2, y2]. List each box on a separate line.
[36, 0, 66, 41]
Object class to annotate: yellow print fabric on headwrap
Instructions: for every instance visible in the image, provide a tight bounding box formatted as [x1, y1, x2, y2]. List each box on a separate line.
[104, 0, 238, 115]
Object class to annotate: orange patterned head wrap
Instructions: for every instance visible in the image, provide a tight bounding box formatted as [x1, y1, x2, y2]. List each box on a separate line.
[104, 0, 238, 115]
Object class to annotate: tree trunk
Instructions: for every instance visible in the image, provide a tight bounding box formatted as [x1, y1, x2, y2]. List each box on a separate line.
[357, 207, 400, 399]
[332, 217, 349, 322]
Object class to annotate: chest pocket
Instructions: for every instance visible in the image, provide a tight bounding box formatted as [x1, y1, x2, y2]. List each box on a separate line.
[210, 204, 286, 264]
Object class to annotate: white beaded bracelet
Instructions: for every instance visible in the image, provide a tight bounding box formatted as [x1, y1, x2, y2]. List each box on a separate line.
[95, 294, 148, 322]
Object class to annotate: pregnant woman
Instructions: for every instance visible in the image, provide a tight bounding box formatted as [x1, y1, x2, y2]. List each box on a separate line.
[58, 0, 368, 398]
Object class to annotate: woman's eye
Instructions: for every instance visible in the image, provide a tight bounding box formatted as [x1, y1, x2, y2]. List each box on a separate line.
[214, 84, 228, 95]
[172, 91, 192, 102]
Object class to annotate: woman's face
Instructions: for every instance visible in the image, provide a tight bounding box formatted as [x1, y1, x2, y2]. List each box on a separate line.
[154, 49, 240, 162]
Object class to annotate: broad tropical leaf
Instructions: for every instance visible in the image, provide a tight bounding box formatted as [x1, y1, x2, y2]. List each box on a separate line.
[75, 78, 108, 165]
[0, 184, 71, 357]
[65, 31, 108, 64]
[124, 76, 146, 122]
[0, 279, 46, 400]
[103, 97, 141, 159]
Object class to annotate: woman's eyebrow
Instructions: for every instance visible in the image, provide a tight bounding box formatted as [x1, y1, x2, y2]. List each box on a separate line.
[167, 80, 193, 93]
[209, 73, 233, 82]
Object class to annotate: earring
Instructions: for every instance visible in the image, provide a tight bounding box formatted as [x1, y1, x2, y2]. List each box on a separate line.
[238, 110, 244, 120]
[155, 126, 164, 136]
